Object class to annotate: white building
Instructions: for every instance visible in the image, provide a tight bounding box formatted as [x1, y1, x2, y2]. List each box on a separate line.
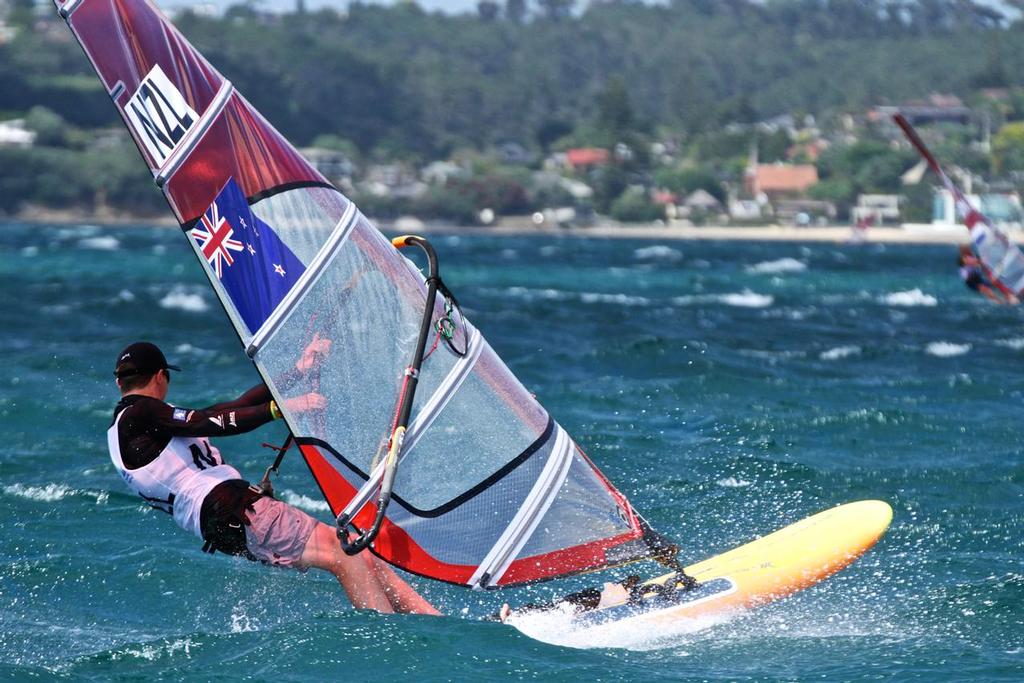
[0, 119, 36, 147]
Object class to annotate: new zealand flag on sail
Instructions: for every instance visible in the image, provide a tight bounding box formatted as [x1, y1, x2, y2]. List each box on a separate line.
[191, 178, 306, 333]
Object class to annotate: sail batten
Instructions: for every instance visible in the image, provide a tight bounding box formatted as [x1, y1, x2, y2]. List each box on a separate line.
[58, 0, 651, 588]
[470, 426, 574, 588]
[155, 80, 235, 186]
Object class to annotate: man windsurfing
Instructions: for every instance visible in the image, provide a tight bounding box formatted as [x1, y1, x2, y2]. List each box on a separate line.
[106, 341, 438, 615]
[957, 244, 1018, 304]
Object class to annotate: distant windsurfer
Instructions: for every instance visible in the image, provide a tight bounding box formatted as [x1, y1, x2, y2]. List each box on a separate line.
[106, 341, 438, 615]
[957, 245, 1018, 304]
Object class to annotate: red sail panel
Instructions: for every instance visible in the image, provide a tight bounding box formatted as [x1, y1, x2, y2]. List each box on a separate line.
[301, 443, 479, 585]
[162, 95, 327, 223]
[60, 0, 326, 224]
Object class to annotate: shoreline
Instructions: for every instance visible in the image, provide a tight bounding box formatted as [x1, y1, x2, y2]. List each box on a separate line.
[7, 207, 985, 245]
[403, 221, 975, 245]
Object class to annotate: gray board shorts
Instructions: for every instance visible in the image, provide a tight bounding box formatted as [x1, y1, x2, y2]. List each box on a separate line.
[244, 496, 319, 571]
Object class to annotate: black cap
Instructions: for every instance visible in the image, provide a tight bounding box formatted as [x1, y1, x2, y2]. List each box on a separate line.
[114, 342, 181, 379]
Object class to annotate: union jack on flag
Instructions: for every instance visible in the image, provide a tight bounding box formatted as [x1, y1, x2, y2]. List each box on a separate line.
[191, 200, 244, 278]
[193, 177, 306, 333]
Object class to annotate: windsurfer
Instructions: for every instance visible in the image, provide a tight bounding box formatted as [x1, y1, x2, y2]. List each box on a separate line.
[957, 245, 1018, 304]
[106, 341, 438, 615]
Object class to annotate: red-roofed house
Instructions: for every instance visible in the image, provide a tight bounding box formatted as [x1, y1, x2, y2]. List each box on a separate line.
[566, 147, 610, 170]
[745, 163, 818, 198]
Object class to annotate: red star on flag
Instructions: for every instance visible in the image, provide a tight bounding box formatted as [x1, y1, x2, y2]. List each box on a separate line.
[192, 200, 244, 278]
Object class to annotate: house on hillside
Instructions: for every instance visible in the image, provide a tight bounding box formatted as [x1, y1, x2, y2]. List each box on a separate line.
[495, 142, 532, 166]
[300, 147, 355, 185]
[852, 194, 901, 225]
[745, 163, 819, 199]
[0, 119, 35, 147]
[565, 147, 609, 171]
[869, 94, 971, 128]
[421, 160, 464, 185]
[786, 138, 828, 163]
[361, 163, 425, 199]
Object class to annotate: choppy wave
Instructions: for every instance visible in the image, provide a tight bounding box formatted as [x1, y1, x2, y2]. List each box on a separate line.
[159, 287, 209, 312]
[278, 489, 330, 513]
[4, 483, 108, 504]
[926, 341, 971, 357]
[579, 292, 650, 306]
[716, 477, 752, 488]
[673, 290, 774, 308]
[746, 257, 807, 274]
[633, 245, 682, 261]
[881, 289, 937, 307]
[820, 345, 861, 361]
[995, 338, 1024, 350]
[108, 637, 198, 662]
[77, 236, 120, 251]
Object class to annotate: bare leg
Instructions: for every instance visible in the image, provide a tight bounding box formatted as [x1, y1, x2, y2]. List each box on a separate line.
[370, 555, 441, 615]
[296, 523, 439, 615]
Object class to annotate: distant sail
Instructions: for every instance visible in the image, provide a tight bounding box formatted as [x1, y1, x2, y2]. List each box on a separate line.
[56, 0, 651, 587]
[894, 114, 1024, 297]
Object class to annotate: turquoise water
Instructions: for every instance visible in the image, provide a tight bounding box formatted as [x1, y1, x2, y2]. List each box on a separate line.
[1, 222, 1022, 680]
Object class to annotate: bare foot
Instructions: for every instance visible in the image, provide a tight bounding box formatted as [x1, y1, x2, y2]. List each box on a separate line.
[498, 603, 511, 622]
[596, 581, 629, 609]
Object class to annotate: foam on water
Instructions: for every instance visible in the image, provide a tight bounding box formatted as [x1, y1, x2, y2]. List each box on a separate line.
[995, 338, 1024, 350]
[719, 291, 774, 307]
[881, 288, 938, 307]
[716, 477, 752, 488]
[77, 235, 120, 251]
[672, 290, 774, 308]
[926, 341, 971, 357]
[579, 292, 650, 306]
[3, 483, 107, 504]
[506, 601, 732, 651]
[633, 245, 682, 261]
[159, 286, 209, 312]
[746, 257, 807, 274]
[278, 489, 330, 513]
[820, 345, 861, 361]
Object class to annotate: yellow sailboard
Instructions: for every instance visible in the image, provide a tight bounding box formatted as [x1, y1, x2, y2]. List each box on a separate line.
[518, 500, 892, 633]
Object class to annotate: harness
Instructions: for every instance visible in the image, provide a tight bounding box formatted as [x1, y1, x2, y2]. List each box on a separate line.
[199, 479, 265, 560]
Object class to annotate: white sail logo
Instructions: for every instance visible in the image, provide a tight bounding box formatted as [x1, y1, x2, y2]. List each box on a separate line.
[125, 64, 198, 166]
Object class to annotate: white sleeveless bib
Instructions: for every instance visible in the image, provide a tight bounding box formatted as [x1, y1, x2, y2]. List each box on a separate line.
[107, 408, 242, 538]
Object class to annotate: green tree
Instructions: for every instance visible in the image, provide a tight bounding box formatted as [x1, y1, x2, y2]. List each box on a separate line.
[610, 186, 662, 223]
[992, 122, 1024, 173]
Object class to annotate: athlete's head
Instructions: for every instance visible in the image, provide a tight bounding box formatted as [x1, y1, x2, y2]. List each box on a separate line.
[114, 341, 180, 395]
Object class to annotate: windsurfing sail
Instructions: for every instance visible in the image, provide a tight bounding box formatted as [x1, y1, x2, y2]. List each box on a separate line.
[56, 0, 655, 588]
[894, 114, 1024, 298]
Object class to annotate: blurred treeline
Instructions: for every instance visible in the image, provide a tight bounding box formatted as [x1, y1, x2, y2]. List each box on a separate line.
[2, 0, 1024, 218]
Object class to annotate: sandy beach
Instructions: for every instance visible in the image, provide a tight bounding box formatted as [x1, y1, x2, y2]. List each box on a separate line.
[392, 218, 984, 245]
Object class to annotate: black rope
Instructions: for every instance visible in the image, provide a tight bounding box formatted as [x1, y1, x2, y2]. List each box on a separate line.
[256, 434, 293, 497]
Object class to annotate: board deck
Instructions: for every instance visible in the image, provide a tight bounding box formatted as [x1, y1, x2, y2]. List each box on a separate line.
[536, 500, 893, 630]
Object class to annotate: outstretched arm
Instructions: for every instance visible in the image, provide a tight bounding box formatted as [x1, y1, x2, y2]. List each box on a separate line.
[136, 395, 277, 439]
[202, 383, 273, 413]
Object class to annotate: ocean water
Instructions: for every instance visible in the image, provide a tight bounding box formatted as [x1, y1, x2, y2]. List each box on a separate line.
[1, 222, 1022, 681]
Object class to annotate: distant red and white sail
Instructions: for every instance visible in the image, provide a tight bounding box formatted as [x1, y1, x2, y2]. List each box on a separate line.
[56, 0, 651, 587]
[894, 114, 1024, 297]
